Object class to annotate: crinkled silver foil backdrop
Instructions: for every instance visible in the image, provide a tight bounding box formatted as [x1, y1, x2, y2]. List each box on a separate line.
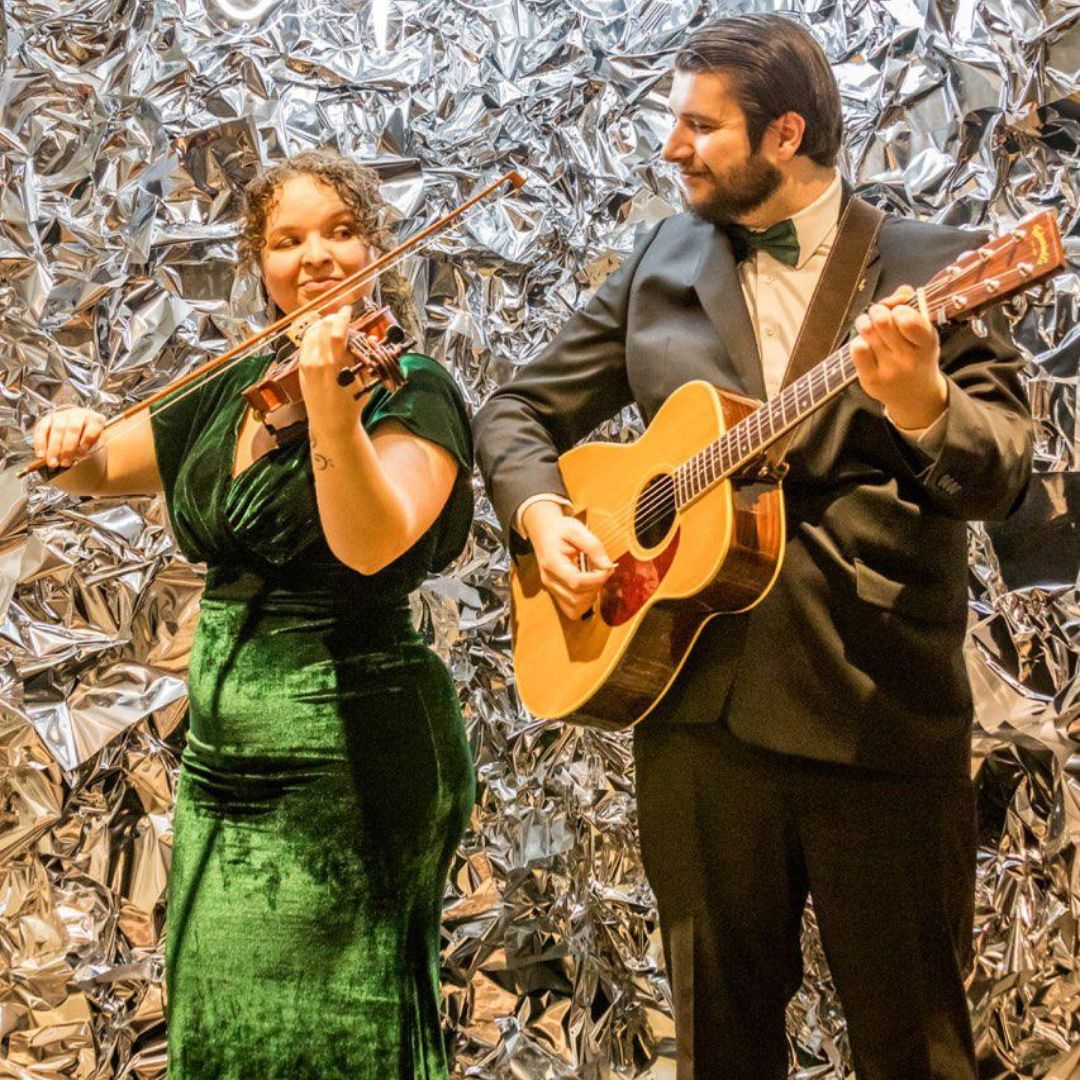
[0, 0, 1076, 1075]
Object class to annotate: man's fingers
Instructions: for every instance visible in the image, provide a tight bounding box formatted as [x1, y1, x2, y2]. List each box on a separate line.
[864, 303, 906, 353]
[879, 284, 916, 308]
[546, 555, 609, 594]
[892, 303, 937, 349]
[563, 566, 611, 593]
[565, 519, 613, 569]
[540, 571, 594, 616]
[849, 336, 878, 384]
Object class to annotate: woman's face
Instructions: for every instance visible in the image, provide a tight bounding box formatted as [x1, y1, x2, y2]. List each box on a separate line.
[260, 174, 375, 315]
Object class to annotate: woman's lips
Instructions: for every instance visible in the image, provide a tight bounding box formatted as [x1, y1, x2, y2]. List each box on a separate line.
[299, 279, 342, 293]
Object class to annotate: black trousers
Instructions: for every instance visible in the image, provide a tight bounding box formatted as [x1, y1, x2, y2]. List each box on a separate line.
[633, 719, 977, 1080]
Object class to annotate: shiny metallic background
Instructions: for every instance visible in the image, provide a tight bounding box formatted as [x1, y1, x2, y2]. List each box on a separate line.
[0, 0, 1076, 1076]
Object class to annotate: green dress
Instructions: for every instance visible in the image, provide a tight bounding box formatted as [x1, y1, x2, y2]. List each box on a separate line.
[151, 351, 476, 1080]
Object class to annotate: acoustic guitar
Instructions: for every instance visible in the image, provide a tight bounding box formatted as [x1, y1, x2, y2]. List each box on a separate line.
[510, 211, 1064, 730]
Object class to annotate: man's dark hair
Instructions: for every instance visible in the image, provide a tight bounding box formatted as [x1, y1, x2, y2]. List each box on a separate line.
[674, 14, 843, 167]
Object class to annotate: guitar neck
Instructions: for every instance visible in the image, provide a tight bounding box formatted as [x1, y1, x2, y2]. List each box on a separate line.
[674, 343, 857, 507]
[671, 209, 1063, 509]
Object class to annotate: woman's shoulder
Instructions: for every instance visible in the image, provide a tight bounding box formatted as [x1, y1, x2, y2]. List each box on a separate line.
[373, 353, 468, 417]
[397, 352, 460, 390]
[365, 353, 472, 459]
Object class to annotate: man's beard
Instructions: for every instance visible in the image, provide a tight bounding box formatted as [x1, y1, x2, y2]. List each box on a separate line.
[681, 153, 783, 226]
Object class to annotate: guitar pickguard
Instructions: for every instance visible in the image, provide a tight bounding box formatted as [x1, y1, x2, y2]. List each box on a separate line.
[598, 529, 681, 627]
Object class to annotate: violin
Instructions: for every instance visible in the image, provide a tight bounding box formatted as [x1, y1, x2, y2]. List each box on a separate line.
[21, 170, 525, 478]
[242, 301, 413, 447]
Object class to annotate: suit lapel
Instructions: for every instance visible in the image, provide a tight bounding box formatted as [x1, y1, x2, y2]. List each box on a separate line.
[691, 224, 767, 400]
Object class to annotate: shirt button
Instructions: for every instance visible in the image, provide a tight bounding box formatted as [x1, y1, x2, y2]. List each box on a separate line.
[764, 324, 777, 338]
[763, 273, 776, 285]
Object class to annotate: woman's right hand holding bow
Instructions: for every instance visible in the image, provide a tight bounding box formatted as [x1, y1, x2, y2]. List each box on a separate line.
[34, 407, 106, 472]
[31, 406, 162, 496]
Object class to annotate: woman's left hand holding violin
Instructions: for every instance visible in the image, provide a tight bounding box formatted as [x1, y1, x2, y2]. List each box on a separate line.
[296, 304, 364, 442]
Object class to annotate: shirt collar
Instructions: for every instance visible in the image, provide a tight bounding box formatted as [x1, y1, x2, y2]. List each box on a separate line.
[788, 170, 843, 270]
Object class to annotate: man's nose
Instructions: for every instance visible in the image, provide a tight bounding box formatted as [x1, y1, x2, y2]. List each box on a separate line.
[662, 127, 691, 164]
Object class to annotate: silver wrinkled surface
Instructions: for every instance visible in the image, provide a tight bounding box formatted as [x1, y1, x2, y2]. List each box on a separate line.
[0, 0, 1076, 1076]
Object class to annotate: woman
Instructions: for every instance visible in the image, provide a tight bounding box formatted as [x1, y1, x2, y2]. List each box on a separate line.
[34, 151, 476, 1079]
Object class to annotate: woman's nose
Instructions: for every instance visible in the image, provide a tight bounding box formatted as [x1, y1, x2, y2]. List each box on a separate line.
[300, 235, 332, 266]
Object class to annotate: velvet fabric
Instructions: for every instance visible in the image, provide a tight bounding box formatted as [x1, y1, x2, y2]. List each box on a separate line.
[151, 351, 476, 1079]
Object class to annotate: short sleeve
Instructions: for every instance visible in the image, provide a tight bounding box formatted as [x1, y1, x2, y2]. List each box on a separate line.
[363, 353, 474, 572]
[149, 373, 214, 503]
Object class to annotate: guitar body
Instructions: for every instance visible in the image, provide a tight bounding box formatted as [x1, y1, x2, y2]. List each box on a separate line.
[510, 380, 785, 730]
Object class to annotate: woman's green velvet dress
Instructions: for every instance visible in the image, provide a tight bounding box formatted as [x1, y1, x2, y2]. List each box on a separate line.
[152, 351, 476, 1080]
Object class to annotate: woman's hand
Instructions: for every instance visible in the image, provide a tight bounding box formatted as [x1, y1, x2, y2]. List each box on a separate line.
[297, 305, 363, 440]
[33, 407, 106, 470]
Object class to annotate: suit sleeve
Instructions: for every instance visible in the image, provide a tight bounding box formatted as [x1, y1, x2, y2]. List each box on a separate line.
[473, 222, 662, 540]
[888, 305, 1034, 521]
[884, 232, 1034, 522]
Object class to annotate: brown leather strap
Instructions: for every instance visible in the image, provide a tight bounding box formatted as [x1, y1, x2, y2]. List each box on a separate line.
[766, 195, 886, 468]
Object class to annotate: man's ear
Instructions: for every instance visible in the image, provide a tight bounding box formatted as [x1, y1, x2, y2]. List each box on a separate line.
[771, 111, 807, 161]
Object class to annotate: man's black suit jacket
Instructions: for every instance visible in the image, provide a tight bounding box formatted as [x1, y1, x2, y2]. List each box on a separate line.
[474, 209, 1033, 777]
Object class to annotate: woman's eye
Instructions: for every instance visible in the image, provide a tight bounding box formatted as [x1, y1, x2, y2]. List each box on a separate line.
[333, 227, 355, 239]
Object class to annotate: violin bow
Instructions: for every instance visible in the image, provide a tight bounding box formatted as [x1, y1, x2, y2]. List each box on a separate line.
[20, 169, 525, 479]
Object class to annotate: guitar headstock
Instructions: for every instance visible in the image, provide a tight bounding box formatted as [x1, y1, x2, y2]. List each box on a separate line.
[923, 210, 1065, 324]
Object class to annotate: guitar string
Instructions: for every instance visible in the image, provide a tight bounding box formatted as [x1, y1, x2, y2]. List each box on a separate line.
[590, 324, 918, 554]
[589, 262, 993, 556]
[587, 338, 861, 553]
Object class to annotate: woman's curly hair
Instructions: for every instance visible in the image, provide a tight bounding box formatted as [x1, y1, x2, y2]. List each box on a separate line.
[239, 150, 421, 342]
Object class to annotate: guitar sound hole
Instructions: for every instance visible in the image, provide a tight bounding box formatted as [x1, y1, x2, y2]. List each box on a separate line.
[635, 474, 677, 550]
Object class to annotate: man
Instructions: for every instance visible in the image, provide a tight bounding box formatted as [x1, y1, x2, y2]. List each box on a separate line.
[474, 14, 1032, 1080]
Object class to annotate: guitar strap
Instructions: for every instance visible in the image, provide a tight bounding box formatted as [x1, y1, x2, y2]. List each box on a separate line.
[764, 194, 887, 470]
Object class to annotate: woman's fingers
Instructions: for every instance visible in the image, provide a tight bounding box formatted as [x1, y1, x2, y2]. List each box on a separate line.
[35, 409, 107, 468]
[58, 413, 88, 466]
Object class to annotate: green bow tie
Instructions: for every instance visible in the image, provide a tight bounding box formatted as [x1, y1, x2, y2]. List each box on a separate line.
[725, 219, 801, 268]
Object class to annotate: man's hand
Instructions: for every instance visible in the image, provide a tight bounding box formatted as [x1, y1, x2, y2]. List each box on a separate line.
[522, 499, 614, 619]
[851, 285, 948, 430]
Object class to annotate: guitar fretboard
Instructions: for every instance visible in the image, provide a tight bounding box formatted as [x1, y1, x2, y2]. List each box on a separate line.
[673, 343, 857, 507]
[665, 213, 1060, 510]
